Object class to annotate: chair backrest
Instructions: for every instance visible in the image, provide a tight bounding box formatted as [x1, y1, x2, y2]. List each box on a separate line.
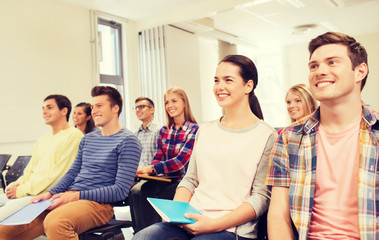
[5, 155, 31, 186]
[257, 211, 268, 240]
[0, 154, 12, 190]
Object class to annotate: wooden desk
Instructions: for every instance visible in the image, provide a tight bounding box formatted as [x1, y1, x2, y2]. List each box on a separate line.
[135, 174, 172, 182]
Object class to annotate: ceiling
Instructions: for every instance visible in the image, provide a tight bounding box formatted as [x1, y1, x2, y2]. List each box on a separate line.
[58, 0, 379, 47]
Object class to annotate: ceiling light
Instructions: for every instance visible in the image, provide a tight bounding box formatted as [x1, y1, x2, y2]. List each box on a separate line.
[292, 24, 318, 35]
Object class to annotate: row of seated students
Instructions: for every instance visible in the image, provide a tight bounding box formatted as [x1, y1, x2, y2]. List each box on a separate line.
[0, 31, 378, 240]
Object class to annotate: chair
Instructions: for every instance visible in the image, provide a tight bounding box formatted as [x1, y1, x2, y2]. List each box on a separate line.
[0, 154, 12, 190]
[257, 211, 268, 240]
[79, 219, 132, 240]
[79, 198, 132, 240]
[4, 155, 31, 187]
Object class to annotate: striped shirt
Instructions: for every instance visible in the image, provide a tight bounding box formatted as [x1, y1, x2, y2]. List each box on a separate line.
[49, 128, 142, 203]
[266, 105, 379, 240]
[152, 121, 199, 180]
[135, 121, 160, 167]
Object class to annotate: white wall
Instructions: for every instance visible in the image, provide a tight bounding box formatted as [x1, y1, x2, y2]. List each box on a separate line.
[0, 0, 140, 159]
[198, 38, 221, 122]
[359, 33, 379, 109]
[284, 32, 379, 110]
[165, 26, 203, 123]
[0, 0, 93, 158]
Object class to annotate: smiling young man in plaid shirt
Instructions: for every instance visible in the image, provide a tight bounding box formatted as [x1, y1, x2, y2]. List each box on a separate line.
[266, 32, 379, 240]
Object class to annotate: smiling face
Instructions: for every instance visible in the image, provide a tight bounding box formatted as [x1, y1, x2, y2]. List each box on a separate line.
[213, 62, 253, 110]
[91, 95, 119, 128]
[135, 99, 154, 123]
[286, 91, 306, 121]
[308, 44, 364, 104]
[164, 93, 185, 121]
[42, 99, 67, 126]
[72, 106, 90, 127]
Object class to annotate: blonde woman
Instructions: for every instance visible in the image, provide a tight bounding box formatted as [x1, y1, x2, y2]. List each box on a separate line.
[285, 84, 317, 122]
[130, 87, 199, 233]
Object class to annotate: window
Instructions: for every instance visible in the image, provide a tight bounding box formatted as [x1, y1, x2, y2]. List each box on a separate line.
[97, 18, 126, 126]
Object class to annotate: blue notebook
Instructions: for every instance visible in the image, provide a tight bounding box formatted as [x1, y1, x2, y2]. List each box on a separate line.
[0, 199, 55, 226]
[147, 197, 201, 224]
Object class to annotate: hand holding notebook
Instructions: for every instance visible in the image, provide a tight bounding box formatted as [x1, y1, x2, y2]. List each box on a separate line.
[147, 197, 201, 224]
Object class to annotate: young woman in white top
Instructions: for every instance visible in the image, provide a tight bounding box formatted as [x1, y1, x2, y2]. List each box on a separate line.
[132, 55, 278, 240]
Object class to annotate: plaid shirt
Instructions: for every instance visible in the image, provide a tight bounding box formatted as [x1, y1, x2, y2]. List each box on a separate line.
[152, 121, 198, 180]
[266, 105, 379, 240]
[135, 121, 161, 167]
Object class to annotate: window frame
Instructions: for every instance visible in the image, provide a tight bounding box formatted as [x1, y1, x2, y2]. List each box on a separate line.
[97, 18, 124, 86]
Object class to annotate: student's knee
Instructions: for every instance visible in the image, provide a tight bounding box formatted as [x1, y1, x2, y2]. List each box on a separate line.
[133, 223, 166, 240]
[132, 222, 187, 240]
[0, 226, 13, 240]
[43, 211, 72, 237]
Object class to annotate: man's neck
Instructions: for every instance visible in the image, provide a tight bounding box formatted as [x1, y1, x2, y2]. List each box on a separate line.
[142, 118, 153, 130]
[101, 119, 123, 136]
[51, 120, 70, 135]
[319, 99, 362, 133]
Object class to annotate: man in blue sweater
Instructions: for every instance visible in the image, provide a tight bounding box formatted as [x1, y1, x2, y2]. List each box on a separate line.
[0, 86, 142, 239]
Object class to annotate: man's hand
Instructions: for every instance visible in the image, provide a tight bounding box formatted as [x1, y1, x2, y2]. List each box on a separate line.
[5, 184, 19, 199]
[31, 192, 53, 203]
[48, 191, 80, 210]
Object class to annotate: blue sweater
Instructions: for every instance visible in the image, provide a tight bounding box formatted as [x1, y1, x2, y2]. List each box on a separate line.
[48, 128, 142, 203]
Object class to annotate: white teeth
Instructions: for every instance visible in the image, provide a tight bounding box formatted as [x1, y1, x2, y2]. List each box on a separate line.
[218, 94, 229, 97]
[317, 82, 333, 88]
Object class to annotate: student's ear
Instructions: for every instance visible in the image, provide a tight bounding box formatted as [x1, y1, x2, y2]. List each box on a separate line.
[61, 107, 68, 117]
[150, 107, 155, 115]
[112, 104, 120, 114]
[245, 80, 254, 94]
[355, 62, 368, 84]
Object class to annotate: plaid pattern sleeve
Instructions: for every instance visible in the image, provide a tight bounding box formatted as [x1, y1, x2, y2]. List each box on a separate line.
[266, 132, 291, 187]
[152, 121, 199, 179]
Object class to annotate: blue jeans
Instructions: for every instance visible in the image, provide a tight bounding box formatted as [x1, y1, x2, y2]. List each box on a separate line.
[132, 222, 253, 240]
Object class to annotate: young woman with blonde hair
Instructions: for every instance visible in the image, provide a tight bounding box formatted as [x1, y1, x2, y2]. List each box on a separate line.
[130, 87, 199, 233]
[285, 84, 317, 122]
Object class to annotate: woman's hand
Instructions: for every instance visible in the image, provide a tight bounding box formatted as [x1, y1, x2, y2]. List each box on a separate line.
[136, 165, 154, 175]
[182, 214, 220, 235]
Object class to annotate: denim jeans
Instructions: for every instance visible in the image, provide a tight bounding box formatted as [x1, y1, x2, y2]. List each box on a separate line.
[132, 222, 252, 240]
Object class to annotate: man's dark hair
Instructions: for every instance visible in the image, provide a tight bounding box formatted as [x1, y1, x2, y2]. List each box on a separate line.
[44, 94, 71, 122]
[135, 97, 155, 108]
[91, 86, 123, 116]
[308, 32, 369, 90]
